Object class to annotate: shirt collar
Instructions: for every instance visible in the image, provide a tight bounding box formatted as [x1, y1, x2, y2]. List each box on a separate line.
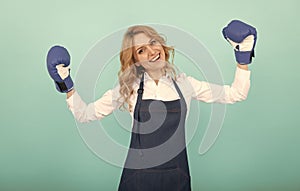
[144, 72, 172, 83]
[134, 72, 173, 86]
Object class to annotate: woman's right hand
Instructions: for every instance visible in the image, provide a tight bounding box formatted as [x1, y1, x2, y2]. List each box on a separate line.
[46, 45, 74, 93]
[66, 89, 75, 99]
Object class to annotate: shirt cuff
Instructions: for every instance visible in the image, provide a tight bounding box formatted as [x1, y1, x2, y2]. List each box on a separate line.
[66, 91, 75, 106]
[232, 67, 251, 96]
[235, 66, 251, 81]
[66, 91, 83, 110]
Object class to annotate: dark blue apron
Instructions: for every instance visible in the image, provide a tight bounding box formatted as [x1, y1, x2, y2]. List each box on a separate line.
[118, 74, 191, 191]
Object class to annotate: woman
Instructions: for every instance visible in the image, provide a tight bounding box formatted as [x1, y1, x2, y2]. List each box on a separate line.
[46, 21, 256, 191]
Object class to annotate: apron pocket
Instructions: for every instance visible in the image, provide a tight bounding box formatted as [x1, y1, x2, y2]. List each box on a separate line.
[119, 167, 190, 191]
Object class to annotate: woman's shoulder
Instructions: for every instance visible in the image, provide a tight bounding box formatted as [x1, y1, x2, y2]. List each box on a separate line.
[175, 72, 204, 91]
[175, 72, 203, 84]
[175, 72, 190, 82]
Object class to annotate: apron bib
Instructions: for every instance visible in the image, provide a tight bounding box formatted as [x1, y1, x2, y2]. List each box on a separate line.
[118, 74, 191, 191]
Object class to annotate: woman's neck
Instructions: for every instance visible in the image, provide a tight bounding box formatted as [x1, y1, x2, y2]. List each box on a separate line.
[146, 69, 165, 85]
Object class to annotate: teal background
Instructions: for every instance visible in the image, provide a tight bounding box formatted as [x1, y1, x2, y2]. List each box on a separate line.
[1, 0, 299, 190]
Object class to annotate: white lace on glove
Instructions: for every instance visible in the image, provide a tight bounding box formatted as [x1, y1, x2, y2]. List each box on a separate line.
[227, 35, 255, 52]
[56, 64, 70, 80]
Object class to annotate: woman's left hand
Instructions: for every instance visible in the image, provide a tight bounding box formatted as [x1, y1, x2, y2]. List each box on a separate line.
[222, 20, 257, 65]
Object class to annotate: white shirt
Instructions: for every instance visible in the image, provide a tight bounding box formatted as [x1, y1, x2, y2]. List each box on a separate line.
[66, 67, 251, 123]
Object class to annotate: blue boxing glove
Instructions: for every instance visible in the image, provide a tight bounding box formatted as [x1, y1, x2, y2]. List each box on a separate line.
[46, 45, 74, 93]
[222, 20, 257, 64]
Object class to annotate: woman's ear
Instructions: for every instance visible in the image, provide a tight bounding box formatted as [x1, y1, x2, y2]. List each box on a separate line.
[133, 57, 141, 66]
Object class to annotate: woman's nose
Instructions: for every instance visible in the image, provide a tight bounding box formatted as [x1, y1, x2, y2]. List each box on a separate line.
[146, 45, 155, 55]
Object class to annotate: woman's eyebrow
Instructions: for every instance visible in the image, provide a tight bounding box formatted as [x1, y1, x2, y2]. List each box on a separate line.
[135, 45, 143, 52]
[135, 38, 154, 51]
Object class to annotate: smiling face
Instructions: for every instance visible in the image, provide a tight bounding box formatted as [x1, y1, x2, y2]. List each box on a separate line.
[133, 33, 166, 79]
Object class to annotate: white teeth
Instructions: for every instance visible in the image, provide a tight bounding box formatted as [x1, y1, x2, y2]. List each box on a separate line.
[150, 54, 160, 62]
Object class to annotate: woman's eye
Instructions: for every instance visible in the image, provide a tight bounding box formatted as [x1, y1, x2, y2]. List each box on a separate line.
[138, 49, 144, 54]
[150, 40, 157, 45]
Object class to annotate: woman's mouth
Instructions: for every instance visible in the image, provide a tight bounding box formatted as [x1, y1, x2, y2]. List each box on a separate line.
[150, 53, 160, 62]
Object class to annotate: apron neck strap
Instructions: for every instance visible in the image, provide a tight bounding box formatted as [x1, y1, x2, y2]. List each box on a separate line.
[136, 73, 145, 101]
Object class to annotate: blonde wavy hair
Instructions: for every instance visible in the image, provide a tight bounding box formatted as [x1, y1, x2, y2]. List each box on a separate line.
[118, 25, 177, 111]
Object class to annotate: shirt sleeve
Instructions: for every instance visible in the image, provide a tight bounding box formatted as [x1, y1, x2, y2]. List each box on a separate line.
[187, 67, 251, 104]
[66, 86, 122, 123]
